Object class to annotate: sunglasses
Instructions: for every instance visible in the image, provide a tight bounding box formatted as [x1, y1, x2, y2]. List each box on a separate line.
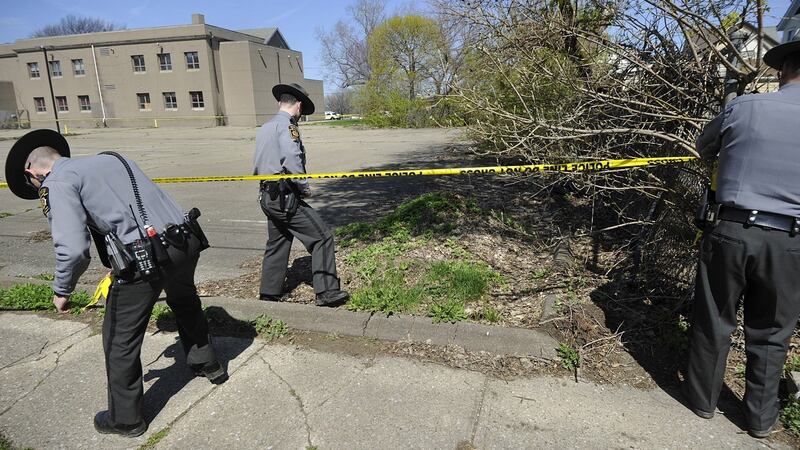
[24, 162, 38, 189]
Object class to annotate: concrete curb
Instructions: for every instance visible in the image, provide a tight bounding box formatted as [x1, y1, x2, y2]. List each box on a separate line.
[1, 276, 559, 360]
[201, 296, 558, 360]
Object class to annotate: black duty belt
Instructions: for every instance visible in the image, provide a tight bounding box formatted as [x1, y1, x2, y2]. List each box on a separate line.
[718, 205, 800, 235]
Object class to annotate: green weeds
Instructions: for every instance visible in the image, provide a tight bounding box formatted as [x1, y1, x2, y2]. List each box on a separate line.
[782, 398, 800, 436]
[479, 306, 501, 323]
[139, 426, 170, 449]
[662, 315, 690, 352]
[339, 193, 501, 324]
[785, 355, 800, 373]
[0, 283, 92, 312]
[347, 269, 424, 314]
[150, 304, 174, 322]
[252, 314, 288, 341]
[556, 343, 581, 372]
[428, 298, 468, 323]
[425, 261, 502, 304]
[338, 192, 469, 244]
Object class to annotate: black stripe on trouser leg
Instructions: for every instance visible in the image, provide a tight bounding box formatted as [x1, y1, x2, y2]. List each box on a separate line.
[299, 206, 329, 291]
[685, 224, 745, 413]
[163, 254, 215, 365]
[102, 278, 160, 425]
[103, 280, 120, 423]
[299, 205, 336, 293]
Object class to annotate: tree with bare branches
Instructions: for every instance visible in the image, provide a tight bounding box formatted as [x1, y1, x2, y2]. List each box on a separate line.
[439, 0, 769, 284]
[316, 0, 388, 88]
[31, 15, 123, 38]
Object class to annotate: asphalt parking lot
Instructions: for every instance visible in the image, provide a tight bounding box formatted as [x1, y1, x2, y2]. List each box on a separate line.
[0, 124, 462, 286]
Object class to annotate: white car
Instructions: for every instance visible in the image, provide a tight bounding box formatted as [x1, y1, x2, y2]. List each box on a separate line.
[324, 111, 341, 120]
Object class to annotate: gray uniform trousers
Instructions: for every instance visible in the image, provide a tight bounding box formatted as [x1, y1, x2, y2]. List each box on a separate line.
[685, 220, 800, 431]
[103, 237, 216, 425]
[259, 190, 340, 296]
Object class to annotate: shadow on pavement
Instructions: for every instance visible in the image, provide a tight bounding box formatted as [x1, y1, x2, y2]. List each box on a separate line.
[311, 143, 488, 227]
[141, 307, 256, 423]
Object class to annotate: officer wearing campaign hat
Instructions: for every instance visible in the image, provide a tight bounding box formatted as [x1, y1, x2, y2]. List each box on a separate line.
[252, 83, 349, 306]
[5, 129, 226, 437]
[684, 35, 800, 438]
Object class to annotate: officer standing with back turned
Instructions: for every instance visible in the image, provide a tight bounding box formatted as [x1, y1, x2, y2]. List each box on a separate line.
[683, 36, 800, 438]
[4, 130, 227, 437]
[253, 83, 349, 307]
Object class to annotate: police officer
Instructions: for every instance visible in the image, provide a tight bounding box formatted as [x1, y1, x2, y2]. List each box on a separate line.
[684, 37, 800, 438]
[4, 130, 227, 437]
[253, 83, 349, 307]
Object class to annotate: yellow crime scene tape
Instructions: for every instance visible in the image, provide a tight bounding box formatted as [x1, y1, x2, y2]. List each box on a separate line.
[0, 156, 698, 190]
[3, 155, 699, 301]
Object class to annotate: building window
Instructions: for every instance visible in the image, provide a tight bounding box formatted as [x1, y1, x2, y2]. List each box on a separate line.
[34, 97, 46, 112]
[49, 60, 62, 77]
[137, 93, 151, 111]
[185, 51, 200, 69]
[72, 59, 85, 76]
[190, 91, 204, 109]
[158, 53, 172, 71]
[56, 96, 68, 112]
[131, 55, 146, 72]
[78, 95, 91, 111]
[163, 92, 177, 110]
[28, 62, 40, 78]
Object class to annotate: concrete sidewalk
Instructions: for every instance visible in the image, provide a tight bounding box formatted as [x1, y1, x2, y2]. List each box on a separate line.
[0, 312, 783, 449]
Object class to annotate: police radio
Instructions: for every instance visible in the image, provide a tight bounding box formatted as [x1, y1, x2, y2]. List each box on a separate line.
[129, 208, 159, 281]
[102, 151, 166, 281]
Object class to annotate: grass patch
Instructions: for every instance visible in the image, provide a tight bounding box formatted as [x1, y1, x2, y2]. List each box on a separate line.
[33, 273, 54, 281]
[337, 192, 474, 243]
[252, 314, 288, 341]
[139, 426, 170, 449]
[339, 193, 500, 323]
[0, 212, 13, 219]
[347, 269, 424, 314]
[425, 260, 502, 304]
[344, 239, 409, 280]
[782, 398, 800, 436]
[314, 118, 364, 127]
[0, 283, 92, 312]
[150, 304, 174, 322]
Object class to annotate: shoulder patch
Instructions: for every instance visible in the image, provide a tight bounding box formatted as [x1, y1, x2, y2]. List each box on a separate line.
[289, 124, 301, 142]
[38, 187, 50, 217]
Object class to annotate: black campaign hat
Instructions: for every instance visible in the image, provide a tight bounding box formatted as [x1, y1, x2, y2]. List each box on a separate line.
[4, 129, 70, 200]
[764, 36, 800, 70]
[272, 83, 315, 116]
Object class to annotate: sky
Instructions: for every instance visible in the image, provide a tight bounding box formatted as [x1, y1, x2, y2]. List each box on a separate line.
[0, 0, 795, 86]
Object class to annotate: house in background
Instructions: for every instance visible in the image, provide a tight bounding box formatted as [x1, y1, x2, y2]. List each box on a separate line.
[0, 14, 324, 128]
[777, 0, 800, 42]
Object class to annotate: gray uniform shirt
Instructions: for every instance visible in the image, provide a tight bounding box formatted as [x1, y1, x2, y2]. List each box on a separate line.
[252, 110, 309, 189]
[42, 155, 185, 295]
[695, 83, 800, 217]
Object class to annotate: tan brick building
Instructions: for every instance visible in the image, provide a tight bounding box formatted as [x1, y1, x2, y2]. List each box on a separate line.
[0, 14, 323, 128]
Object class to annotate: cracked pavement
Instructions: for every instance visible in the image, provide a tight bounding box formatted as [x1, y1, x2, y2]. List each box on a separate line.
[0, 312, 788, 449]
